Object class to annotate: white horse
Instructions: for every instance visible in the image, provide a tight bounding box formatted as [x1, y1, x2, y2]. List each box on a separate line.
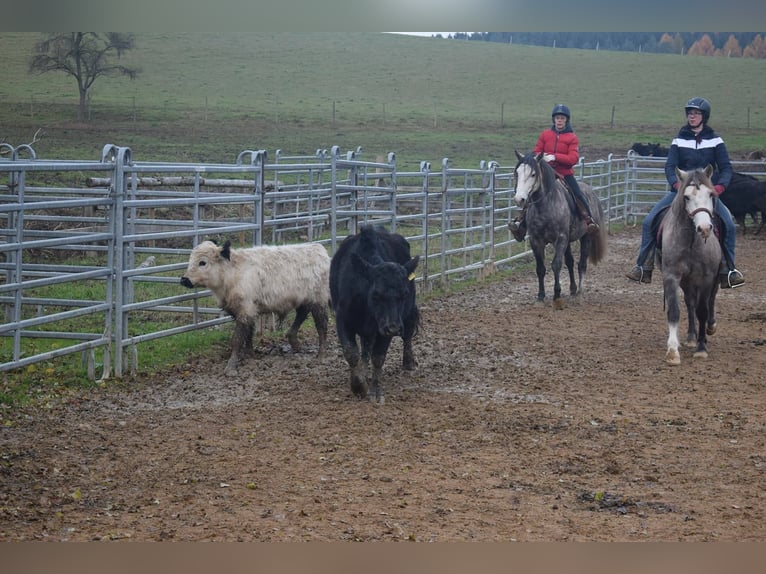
[657, 166, 721, 365]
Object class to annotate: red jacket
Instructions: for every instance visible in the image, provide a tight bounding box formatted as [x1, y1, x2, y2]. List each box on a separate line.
[533, 126, 579, 177]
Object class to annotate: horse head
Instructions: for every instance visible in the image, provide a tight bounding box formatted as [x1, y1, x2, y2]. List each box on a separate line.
[513, 150, 546, 207]
[675, 165, 716, 239]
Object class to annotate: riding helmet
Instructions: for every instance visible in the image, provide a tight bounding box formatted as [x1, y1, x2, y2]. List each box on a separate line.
[551, 104, 570, 120]
[685, 97, 711, 123]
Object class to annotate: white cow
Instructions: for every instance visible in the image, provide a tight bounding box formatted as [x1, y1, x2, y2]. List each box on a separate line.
[181, 240, 330, 375]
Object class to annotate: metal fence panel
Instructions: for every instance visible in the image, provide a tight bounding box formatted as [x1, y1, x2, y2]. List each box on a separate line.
[4, 143, 764, 378]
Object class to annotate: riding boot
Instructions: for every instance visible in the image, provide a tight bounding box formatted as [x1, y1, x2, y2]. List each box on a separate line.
[508, 211, 527, 242]
[718, 260, 745, 289]
[626, 263, 653, 284]
[575, 200, 600, 234]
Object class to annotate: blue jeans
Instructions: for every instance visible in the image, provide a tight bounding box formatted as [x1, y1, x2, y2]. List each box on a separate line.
[635, 191, 737, 271]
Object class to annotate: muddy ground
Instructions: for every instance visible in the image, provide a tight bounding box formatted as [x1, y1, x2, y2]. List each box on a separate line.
[1, 227, 765, 541]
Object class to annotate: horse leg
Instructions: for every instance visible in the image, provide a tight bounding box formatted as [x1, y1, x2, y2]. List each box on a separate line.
[577, 235, 590, 294]
[683, 292, 699, 348]
[532, 243, 547, 301]
[550, 243, 565, 309]
[564, 243, 577, 296]
[693, 296, 710, 359]
[664, 278, 682, 365]
[707, 282, 719, 335]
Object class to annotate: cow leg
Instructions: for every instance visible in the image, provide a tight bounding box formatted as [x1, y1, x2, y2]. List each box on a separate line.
[226, 318, 254, 376]
[338, 323, 367, 397]
[370, 336, 394, 405]
[286, 304, 310, 353]
[309, 303, 329, 358]
[401, 314, 418, 371]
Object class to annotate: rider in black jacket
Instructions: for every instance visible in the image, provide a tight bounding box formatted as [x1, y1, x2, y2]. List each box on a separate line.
[626, 97, 744, 288]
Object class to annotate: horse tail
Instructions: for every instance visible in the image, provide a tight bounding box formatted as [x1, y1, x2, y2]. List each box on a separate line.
[588, 200, 608, 265]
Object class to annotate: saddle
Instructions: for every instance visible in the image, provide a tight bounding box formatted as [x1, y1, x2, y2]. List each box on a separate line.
[555, 173, 589, 217]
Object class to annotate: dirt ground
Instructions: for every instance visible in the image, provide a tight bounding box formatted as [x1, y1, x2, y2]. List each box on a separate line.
[1, 226, 765, 542]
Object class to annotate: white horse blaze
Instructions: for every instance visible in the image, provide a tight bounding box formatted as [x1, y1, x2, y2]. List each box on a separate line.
[514, 164, 536, 205]
[683, 185, 715, 238]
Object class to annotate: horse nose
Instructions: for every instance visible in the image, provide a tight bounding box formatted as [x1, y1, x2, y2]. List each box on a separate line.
[697, 223, 712, 238]
[514, 196, 525, 207]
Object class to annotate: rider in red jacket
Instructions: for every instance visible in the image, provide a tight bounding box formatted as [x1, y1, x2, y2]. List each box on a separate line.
[509, 104, 599, 242]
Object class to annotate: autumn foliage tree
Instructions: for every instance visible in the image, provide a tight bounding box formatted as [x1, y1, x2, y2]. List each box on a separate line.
[719, 35, 742, 57]
[688, 34, 716, 56]
[29, 33, 139, 121]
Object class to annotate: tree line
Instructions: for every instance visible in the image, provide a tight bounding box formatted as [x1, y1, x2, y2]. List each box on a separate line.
[444, 33, 766, 57]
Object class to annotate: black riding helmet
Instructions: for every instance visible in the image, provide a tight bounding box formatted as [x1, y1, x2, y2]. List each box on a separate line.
[685, 97, 711, 123]
[551, 104, 571, 120]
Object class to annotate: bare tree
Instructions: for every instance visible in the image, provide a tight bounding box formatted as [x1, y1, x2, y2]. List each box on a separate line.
[29, 33, 139, 121]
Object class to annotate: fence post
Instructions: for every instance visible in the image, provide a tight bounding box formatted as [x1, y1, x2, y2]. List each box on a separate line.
[103, 144, 132, 378]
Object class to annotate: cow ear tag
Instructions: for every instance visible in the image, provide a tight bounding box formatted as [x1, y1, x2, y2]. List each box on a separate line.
[408, 272, 416, 281]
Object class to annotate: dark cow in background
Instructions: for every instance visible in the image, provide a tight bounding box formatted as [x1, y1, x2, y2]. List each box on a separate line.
[181, 239, 330, 376]
[630, 142, 669, 157]
[330, 225, 420, 404]
[719, 172, 766, 235]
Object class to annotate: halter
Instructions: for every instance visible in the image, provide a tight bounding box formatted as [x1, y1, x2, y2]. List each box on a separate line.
[687, 206, 715, 220]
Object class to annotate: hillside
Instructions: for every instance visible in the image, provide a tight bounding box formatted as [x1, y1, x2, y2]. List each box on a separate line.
[1, 32, 764, 166]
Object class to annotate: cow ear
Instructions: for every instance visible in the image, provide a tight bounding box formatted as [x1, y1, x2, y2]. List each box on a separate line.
[351, 253, 373, 278]
[221, 240, 232, 261]
[404, 255, 419, 279]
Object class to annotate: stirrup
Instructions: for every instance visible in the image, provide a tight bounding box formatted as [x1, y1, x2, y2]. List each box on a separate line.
[720, 269, 745, 289]
[626, 265, 652, 284]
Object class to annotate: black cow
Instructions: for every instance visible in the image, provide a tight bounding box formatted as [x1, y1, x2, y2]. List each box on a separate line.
[630, 142, 669, 157]
[330, 225, 420, 404]
[719, 172, 766, 235]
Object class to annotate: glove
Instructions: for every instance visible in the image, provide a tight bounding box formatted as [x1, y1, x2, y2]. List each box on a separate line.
[714, 184, 725, 196]
[543, 153, 556, 163]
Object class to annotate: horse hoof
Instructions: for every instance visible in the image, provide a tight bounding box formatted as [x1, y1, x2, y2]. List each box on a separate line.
[665, 349, 681, 365]
[553, 299, 565, 311]
[693, 350, 709, 359]
[707, 322, 717, 336]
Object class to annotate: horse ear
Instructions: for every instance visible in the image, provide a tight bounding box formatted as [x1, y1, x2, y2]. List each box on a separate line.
[535, 152, 544, 162]
[515, 150, 524, 162]
[675, 167, 688, 184]
[704, 164, 714, 179]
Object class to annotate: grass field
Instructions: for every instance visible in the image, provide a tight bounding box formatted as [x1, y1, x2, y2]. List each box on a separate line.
[2, 32, 765, 169]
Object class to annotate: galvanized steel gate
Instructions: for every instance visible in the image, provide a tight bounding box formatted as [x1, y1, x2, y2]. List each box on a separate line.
[3, 143, 734, 379]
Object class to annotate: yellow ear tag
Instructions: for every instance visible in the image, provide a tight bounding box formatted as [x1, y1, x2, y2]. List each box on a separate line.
[408, 272, 416, 281]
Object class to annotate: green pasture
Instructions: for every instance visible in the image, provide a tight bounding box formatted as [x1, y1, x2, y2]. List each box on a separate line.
[1, 32, 764, 168]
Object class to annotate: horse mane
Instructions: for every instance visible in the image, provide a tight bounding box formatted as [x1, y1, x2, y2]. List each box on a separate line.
[537, 154, 560, 194]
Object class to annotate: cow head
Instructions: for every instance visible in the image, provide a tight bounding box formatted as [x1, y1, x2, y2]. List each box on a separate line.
[180, 240, 230, 290]
[353, 253, 419, 337]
